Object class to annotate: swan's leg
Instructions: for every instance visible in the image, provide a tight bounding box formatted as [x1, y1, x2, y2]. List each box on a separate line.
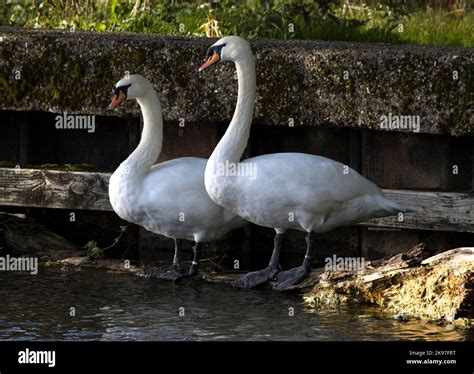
[156, 238, 184, 272]
[231, 233, 283, 289]
[274, 232, 315, 290]
[173, 242, 202, 282]
[188, 242, 202, 276]
[144, 239, 184, 279]
[172, 239, 184, 271]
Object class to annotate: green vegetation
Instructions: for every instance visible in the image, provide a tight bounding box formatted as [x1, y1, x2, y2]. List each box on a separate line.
[1, 1, 473, 46]
[84, 225, 128, 259]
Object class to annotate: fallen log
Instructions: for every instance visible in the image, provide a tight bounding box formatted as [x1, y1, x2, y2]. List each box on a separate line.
[303, 244, 474, 323]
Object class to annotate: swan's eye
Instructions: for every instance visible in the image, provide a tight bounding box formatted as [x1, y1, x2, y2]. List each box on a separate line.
[213, 43, 226, 57]
[114, 84, 132, 96]
[207, 43, 226, 58]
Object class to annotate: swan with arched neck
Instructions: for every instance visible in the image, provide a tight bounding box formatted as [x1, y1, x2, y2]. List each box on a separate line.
[200, 36, 414, 289]
[108, 74, 247, 280]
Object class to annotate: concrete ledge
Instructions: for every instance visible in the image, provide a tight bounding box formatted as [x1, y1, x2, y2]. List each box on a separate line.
[0, 28, 472, 135]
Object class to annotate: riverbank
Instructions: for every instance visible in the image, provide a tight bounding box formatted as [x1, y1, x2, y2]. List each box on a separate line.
[3, 265, 472, 341]
[55, 245, 474, 326]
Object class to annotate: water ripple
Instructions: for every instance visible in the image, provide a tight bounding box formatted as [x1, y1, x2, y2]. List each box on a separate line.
[0, 268, 471, 341]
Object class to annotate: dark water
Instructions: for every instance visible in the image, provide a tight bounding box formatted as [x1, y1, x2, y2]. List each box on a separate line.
[0, 268, 472, 341]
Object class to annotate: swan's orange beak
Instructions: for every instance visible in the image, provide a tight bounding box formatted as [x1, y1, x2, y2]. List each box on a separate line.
[107, 91, 127, 110]
[199, 51, 220, 72]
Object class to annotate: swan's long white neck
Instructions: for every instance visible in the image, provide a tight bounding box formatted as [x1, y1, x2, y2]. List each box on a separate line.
[118, 87, 163, 183]
[207, 53, 256, 171]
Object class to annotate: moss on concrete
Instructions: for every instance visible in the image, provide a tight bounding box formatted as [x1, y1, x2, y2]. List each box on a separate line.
[0, 28, 472, 135]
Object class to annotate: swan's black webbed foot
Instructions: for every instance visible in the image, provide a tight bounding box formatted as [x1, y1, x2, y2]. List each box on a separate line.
[231, 265, 280, 288]
[173, 263, 199, 283]
[274, 232, 316, 290]
[144, 263, 184, 280]
[145, 239, 185, 280]
[232, 233, 284, 289]
[273, 264, 310, 290]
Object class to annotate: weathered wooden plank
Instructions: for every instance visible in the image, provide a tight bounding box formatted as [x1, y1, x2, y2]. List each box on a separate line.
[0, 168, 472, 233]
[363, 189, 474, 233]
[0, 168, 111, 211]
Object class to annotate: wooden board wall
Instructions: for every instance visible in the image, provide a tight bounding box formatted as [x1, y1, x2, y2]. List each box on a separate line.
[0, 110, 472, 266]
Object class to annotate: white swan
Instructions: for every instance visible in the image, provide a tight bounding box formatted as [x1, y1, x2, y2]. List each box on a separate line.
[107, 74, 246, 279]
[200, 36, 413, 289]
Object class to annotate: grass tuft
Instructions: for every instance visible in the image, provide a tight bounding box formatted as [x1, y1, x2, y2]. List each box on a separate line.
[1, 1, 472, 46]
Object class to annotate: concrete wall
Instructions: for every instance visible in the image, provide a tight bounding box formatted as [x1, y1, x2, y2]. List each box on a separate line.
[0, 28, 472, 135]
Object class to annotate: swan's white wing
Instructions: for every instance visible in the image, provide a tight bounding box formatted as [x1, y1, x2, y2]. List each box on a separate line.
[139, 157, 246, 241]
[209, 153, 402, 232]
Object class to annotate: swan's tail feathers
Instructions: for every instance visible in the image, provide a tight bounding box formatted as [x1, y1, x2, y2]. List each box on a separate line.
[380, 197, 418, 215]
